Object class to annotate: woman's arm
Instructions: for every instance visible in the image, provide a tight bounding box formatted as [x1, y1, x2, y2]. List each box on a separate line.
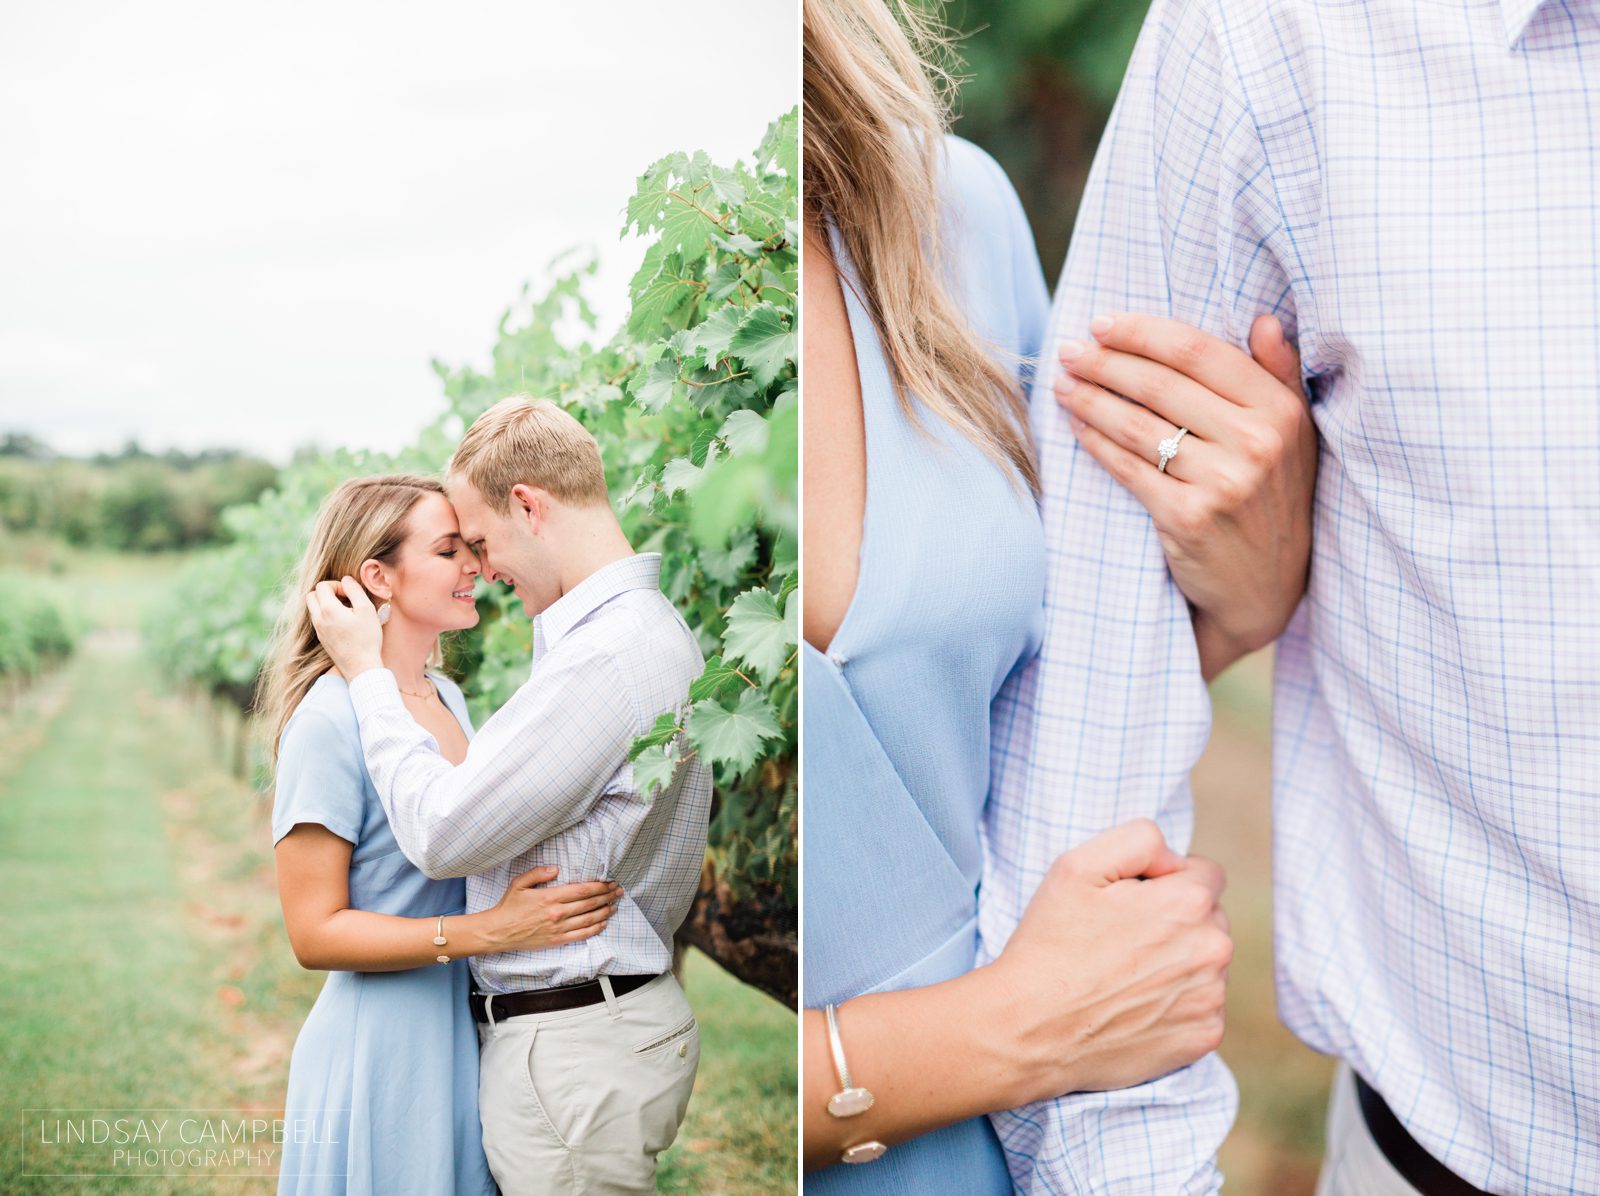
[274, 823, 621, 972]
[1055, 313, 1315, 680]
[803, 821, 1231, 1172]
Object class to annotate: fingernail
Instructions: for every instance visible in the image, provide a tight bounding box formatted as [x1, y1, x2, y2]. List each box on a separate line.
[1057, 371, 1076, 393]
[1060, 339, 1086, 361]
[1090, 314, 1115, 336]
[1068, 414, 1085, 434]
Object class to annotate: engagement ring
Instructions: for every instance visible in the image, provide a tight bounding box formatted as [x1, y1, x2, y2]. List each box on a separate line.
[1157, 427, 1190, 473]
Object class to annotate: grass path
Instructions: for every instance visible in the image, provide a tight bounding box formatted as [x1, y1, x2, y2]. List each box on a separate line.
[0, 559, 795, 1194]
[0, 634, 255, 1193]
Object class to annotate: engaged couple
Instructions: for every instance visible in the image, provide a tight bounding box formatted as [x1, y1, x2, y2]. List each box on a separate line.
[802, 1, 1598, 1194]
[267, 397, 710, 1195]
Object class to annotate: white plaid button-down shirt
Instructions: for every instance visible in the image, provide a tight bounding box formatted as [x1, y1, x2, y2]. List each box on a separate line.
[347, 553, 710, 993]
[983, 0, 1600, 1191]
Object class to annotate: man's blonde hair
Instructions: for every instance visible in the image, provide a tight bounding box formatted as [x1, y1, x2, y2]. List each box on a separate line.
[448, 396, 609, 512]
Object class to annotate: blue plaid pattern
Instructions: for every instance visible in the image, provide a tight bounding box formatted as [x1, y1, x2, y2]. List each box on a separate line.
[983, 0, 1600, 1192]
[347, 553, 711, 993]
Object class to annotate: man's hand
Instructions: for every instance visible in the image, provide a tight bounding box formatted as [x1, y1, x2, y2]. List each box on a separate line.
[306, 577, 385, 679]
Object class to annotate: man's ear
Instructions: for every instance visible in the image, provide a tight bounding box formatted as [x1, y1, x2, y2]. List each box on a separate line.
[509, 484, 549, 533]
[357, 559, 391, 601]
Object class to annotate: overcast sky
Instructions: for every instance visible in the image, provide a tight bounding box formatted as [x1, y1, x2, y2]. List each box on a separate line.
[0, 1, 797, 462]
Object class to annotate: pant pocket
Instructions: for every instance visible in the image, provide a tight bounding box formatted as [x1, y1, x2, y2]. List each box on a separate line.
[520, 1022, 577, 1151]
[631, 1014, 697, 1055]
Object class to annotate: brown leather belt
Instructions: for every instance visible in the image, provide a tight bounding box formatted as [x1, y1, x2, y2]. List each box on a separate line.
[1354, 1074, 1493, 1196]
[469, 973, 658, 1022]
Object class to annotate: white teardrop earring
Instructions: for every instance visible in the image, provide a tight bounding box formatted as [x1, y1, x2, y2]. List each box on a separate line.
[376, 602, 392, 626]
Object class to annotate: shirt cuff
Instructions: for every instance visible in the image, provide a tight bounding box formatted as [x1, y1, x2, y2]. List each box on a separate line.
[347, 668, 403, 721]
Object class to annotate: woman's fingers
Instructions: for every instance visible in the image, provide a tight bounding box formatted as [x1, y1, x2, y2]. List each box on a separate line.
[1061, 337, 1237, 442]
[557, 904, 617, 931]
[541, 878, 617, 901]
[1086, 313, 1283, 411]
[1067, 411, 1181, 520]
[555, 889, 623, 918]
[1056, 373, 1213, 486]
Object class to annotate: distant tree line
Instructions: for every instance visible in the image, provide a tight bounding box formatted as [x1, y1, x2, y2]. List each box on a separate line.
[0, 435, 278, 552]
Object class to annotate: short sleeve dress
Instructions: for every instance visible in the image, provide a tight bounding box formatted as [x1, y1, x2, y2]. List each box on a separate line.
[272, 672, 495, 1196]
[802, 137, 1051, 1194]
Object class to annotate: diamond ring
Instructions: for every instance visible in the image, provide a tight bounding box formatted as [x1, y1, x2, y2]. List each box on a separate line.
[1157, 427, 1190, 473]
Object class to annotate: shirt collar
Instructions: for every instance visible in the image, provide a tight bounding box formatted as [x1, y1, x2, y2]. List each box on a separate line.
[533, 552, 663, 654]
[1501, 0, 1553, 47]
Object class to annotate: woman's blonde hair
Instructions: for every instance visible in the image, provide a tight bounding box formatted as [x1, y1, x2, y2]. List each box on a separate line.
[257, 474, 446, 763]
[804, 0, 1039, 495]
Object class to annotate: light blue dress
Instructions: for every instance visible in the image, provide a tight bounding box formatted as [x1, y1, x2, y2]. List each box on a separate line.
[802, 138, 1049, 1193]
[272, 672, 496, 1196]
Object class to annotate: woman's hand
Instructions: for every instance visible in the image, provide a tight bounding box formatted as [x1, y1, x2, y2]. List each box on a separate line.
[1055, 313, 1315, 679]
[985, 819, 1232, 1103]
[488, 865, 623, 953]
[801, 819, 1230, 1170]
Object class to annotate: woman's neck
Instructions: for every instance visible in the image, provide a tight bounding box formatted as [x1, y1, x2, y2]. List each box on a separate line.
[378, 611, 436, 691]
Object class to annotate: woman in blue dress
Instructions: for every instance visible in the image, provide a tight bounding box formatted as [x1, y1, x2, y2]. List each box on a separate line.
[801, 0, 1316, 1190]
[260, 475, 623, 1195]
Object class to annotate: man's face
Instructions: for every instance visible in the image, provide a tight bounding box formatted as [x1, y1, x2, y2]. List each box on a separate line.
[447, 476, 558, 618]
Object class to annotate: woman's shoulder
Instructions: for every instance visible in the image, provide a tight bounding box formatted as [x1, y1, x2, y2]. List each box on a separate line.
[940, 135, 1030, 244]
[937, 135, 1051, 361]
[279, 674, 360, 756]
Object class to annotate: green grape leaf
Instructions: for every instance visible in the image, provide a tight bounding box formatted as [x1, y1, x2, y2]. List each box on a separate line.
[689, 654, 748, 703]
[729, 304, 794, 389]
[687, 689, 782, 773]
[628, 253, 699, 336]
[719, 409, 768, 456]
[630, 357, 679, 412]
[707, 166, 747, 207]
[661, 192, 721, 258]
[632, 743, 682, 798]
[698, 526, 758, 586]
[723, 587, 791, 681]
[714, 232, 765, 257]
[631, 710, 682, 754]
[660, 456, 705, 496]
[688, 305, 742, 361]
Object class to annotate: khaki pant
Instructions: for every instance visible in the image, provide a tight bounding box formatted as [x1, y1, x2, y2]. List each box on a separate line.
[476, 973, 700, 1196]
[1314, 1063, 1424, 1196]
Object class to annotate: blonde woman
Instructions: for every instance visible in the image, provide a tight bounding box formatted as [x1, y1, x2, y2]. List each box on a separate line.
[801, 0, 1314, 1190]
[261, 475, 621, 1195]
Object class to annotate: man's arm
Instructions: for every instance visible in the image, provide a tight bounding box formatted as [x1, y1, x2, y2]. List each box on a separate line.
[981, 0, 1307, 1191]
[346, 649, 635, 878]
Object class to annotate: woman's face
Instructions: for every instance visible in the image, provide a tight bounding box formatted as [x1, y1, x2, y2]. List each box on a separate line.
[382, 492, 481, 634]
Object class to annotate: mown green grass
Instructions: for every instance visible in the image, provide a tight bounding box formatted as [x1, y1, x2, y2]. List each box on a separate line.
[0, 641, 242, 1194]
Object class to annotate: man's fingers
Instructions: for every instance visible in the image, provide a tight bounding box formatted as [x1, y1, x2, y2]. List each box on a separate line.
[312, 579, 346, 611]
[1248, 315, 1306, 400]
[340, 576, 375, 613]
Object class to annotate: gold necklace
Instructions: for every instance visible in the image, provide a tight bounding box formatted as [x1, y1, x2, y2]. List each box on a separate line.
[397, 678, 436, 700]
